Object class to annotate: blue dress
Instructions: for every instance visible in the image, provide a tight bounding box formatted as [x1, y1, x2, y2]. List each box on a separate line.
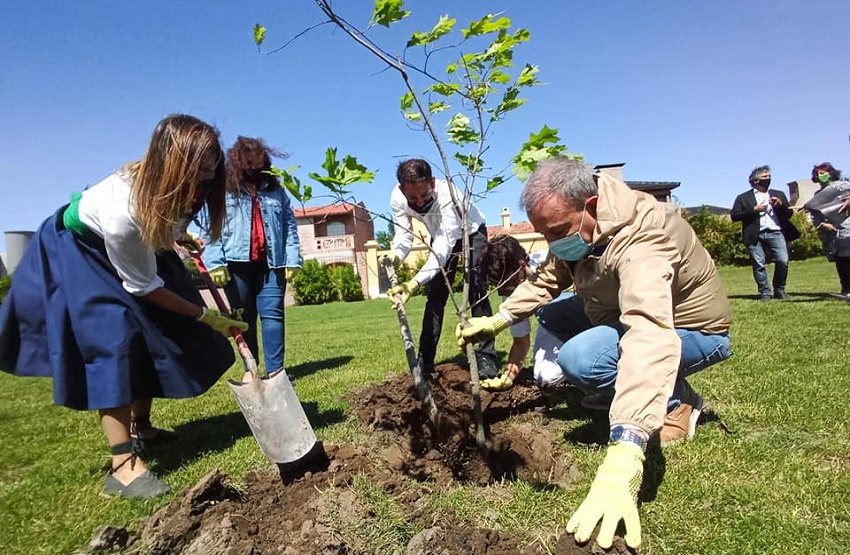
[0, 207, 235, 410]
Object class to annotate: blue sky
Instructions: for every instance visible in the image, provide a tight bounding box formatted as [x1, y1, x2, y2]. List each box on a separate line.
[2, 0, 849, 252]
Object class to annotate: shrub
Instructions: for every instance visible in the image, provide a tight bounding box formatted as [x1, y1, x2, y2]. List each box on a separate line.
[329, 264, 364, 302]
[787, 211, 823, 261]
[292, 260, 335, 305]
[682, 207, 749, 266]
[0, 275, 11, 305]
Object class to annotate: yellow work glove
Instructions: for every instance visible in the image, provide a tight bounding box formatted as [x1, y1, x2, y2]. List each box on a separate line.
[480, 373, 514, 391]
[566, 441, 645, 549]
[284, 267, 301, 282]
[174, 231, 204, 253]
[455, 314, 510, 348]
[197, 308, 249, 337]
[387, 279, 419, 305]
[209, 266, 231, 287]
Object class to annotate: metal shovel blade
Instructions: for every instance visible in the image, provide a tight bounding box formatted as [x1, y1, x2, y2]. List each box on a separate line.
[227, 369, 317, 464]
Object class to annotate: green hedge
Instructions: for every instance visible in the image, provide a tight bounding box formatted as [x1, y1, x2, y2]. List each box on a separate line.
[0, 276, 11, 305]
[681, 207, 823, 266]
[292, 260, 364, 305]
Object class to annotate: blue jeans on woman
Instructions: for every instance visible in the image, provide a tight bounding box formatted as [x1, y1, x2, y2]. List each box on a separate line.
[226, 262, 287, 373]
[536, 293, 731, 410]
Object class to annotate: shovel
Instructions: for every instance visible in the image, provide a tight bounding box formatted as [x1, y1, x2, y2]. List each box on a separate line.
[382, 257, 441, 427]
[190, 251, 317, 465]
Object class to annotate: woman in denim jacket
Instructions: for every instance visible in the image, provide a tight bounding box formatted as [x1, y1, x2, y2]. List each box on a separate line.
[202, 136, 303, 378]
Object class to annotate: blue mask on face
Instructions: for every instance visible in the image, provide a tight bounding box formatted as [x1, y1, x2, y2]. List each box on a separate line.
[549, 204, 592, 261]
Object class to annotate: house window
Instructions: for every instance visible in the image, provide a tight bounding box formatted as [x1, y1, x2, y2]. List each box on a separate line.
[326, 221, 346, 236]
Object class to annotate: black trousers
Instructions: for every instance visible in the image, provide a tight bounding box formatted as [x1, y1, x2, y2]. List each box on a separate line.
[418, 224, 496, 369]
[836, 256, 850, 294]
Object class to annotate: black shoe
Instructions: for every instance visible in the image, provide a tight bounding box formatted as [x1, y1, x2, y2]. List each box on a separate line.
[774, 290, 789, 300]
[474, 353, 499, 379]
[759, 295, 772, 302]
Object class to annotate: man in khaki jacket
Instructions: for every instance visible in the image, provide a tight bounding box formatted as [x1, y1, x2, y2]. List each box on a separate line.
[457, 157, 732, 550]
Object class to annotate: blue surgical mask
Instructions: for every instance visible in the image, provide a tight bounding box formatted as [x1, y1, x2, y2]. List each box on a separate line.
[549, 205, 592, 262]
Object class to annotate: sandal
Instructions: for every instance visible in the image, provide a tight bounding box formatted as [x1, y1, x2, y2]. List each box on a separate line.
[130, 414, 177, 445]
[103, 441, 170, 499]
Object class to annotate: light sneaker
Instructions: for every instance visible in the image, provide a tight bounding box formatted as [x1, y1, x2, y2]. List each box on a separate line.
[660, 386, 704, 447]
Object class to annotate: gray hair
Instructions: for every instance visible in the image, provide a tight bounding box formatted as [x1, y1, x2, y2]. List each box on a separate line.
[519, 157, 598, 212]
[748, 165, 771, 184]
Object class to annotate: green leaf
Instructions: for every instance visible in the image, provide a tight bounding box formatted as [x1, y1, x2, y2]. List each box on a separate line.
[403, 111, 422, 122]
[371, 0, 410, 27]
[427, 82, 461, 97]
[515, 64, 539, 87]
[253, 23, 266, 47]
[445, 62, 458, 75]
[428, 100, 450, 114]
[462, 14, 511, 39]
[306, 148, 376, 194]
[492, 86, 526, 120]
[400, 91, 414, 111]
[486, 175, 506, 191]
[269, 165, 309, 202]
[446, 113, 479, 145]
[407, 14, 456, 47]
[488, 70, 511, 85]
[454, 153, 484, 173]
[511, 125, 570, 181]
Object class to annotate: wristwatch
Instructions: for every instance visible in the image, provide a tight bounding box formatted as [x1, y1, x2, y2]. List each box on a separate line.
[610, 425, 648, 451]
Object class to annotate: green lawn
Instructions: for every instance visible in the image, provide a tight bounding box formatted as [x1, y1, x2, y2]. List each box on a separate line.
[1, 258, 849, 554]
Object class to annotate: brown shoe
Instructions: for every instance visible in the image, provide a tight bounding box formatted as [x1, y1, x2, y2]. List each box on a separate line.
[660, 387, 703, 447]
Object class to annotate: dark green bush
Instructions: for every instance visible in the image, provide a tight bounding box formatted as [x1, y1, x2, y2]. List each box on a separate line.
[0, 275, 11, 305]
[292, 259, 336, 305]
[329, 264, 364, 302]
[681, 207, 822, 266]
[787, 211, 823, 261]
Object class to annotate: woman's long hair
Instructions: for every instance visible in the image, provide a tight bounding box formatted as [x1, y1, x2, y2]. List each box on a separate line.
[129, 114, 226, 249]
[811, 162, 842, 183]
[226, 136, 286, 194]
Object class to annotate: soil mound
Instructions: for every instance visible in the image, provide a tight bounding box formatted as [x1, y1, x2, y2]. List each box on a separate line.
[114, 364, 628, 555]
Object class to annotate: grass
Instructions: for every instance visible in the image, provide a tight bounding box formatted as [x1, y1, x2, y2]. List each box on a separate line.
[1, 257, 850, 554]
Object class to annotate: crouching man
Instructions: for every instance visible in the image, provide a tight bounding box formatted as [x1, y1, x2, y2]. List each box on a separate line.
[457, 157, 732, 549]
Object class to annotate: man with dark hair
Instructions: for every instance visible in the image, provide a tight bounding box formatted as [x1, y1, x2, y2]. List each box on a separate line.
[476, 236, 563, 390]
[731, 165, 799, 301]
[386, 158, 498, 378]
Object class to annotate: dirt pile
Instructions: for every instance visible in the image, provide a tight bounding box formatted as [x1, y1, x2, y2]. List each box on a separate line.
[111, 364, 629, 555]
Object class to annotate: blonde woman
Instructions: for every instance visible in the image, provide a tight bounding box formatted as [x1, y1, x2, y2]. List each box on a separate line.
[0, 114, 247, 498]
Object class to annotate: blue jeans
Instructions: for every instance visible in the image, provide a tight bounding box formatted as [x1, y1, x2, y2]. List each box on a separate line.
[536, 293, 731, 409]
[226, 262, 287, 373]
[747, 229, 789, 296]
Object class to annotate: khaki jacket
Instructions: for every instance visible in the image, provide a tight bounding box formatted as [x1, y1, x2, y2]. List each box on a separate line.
[500, 173, 732, 432]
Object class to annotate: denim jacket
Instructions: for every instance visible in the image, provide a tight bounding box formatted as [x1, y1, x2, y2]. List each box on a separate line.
[202, 186, 303, 270]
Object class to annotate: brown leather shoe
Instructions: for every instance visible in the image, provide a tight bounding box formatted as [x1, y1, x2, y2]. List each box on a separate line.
[660, 387, 703, 447]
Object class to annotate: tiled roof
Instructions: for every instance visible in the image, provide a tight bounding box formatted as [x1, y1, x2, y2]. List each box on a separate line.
[294, 202, 359, 219]
[487, 221, 538, 236]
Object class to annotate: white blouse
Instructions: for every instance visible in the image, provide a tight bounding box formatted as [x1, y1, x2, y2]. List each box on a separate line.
[77, 172, 165, 296]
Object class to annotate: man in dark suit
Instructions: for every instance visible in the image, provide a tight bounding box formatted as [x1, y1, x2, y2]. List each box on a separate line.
[731, 165, 800, 301]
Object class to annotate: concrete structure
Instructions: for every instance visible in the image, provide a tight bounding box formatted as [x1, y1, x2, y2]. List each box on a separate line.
[2, 231, 34, 277]
[787, 178, 819, 210]
[595, 163, 681, 203]
[293, 202, 375, 299]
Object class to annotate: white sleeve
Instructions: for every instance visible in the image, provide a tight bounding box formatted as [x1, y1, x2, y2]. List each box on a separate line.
[102, 210, 164, 296]
[413, 182, 463, 284]
[390, 186, 414, 261]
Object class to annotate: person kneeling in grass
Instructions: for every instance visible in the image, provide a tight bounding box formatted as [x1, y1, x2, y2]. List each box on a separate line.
[475, 235, 564, 390]
[457, 157, 732, 549]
